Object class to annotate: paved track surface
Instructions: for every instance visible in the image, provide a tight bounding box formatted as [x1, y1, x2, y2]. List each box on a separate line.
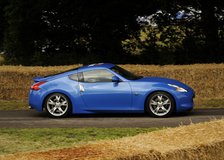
[0, 109, 223, 128]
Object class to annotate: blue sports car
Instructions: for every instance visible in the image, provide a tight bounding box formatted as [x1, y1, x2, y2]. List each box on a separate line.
[29, 63, 195, 118]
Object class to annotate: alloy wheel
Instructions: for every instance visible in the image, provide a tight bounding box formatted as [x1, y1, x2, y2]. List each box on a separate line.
[46, 93, 70, 117]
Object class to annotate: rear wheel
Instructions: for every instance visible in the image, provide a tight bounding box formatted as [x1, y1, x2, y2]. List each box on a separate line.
[44, 93, 72, 118]
[146, 92, 175, 117]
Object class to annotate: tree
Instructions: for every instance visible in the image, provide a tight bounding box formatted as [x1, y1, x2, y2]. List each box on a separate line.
[2, 0, 224, 65]
[4, 0, 44, 65]
[168, 0, 224, 61]
[0, 0, 8, 52]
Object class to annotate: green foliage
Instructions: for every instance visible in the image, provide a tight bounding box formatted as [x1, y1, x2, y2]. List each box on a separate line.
[0, 0, 224, 65]
[122, 25, 187, 64]
[3, 0, 44, 65]
[123, 25, 186, 54]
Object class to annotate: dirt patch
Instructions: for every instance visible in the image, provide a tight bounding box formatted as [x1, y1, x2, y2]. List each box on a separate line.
[1, 119, 224, 160]
[0, 145, 107, 160]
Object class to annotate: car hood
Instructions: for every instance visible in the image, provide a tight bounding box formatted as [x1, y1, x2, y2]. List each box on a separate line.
[136, 77, 191, 89]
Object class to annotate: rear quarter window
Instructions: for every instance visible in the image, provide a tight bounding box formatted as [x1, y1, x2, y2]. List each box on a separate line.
[69, 73, 78, 81]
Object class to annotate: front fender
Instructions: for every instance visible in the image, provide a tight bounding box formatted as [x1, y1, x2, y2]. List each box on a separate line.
[130, 82, 179, 111]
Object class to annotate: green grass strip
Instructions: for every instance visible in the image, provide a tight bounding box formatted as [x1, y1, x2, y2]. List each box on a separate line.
[0, 100, 28, 110]
[0, 128, 160, 155]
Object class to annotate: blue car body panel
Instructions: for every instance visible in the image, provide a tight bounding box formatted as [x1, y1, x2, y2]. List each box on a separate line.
[29, 63, 195, 114]
[79, 82, 132, 111]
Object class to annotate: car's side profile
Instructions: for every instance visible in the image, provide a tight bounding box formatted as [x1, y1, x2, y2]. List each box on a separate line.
[29, 63, 195, 118]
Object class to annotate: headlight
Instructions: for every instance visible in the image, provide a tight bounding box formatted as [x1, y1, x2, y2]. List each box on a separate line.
[168, 84, 187, 92]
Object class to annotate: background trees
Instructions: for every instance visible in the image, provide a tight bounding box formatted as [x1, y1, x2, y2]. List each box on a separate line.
[0, 0, 223, 65]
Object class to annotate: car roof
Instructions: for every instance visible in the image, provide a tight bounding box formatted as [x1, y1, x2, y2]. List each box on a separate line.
[77, 63, 115, 71]
[41, 63, 115, 81]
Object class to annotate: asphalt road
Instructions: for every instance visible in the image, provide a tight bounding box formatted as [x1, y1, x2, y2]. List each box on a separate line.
[0, 109, 223, 128]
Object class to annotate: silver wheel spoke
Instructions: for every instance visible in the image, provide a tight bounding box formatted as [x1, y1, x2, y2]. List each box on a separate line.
[48, 99, 56, 105]
[51, 107, 57, 113]
[149, 93, 172, 117]
[46, 94, 69, 117]
[161, 106, 168, 112]
[163, 99, 170, 105]
[154, 107, 160, 113]
[56, 96, 61, 102]
[58, 107, 64, 113]
[61, 101, 67, 106]
[150, 100, 158, 105]
[157, 95, 163, 101]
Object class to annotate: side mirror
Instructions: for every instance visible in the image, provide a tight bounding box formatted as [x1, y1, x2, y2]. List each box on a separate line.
[112, 76, 120, 83]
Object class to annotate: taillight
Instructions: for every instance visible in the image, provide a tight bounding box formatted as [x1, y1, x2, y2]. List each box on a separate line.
[31, 81, 46, 91]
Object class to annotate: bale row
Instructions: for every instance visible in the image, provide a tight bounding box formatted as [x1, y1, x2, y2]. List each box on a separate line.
[0, 64, 224, 107]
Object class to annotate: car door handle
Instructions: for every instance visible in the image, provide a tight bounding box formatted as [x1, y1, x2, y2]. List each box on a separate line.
[79, 84, 85, 92]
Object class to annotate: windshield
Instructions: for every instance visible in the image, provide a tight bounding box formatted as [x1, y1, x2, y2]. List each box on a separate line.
[111, 65, 143, 80]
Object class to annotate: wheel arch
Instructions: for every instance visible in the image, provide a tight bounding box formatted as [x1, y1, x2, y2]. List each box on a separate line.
[144, 90, 176, 113]
[42, 90, 73, 111]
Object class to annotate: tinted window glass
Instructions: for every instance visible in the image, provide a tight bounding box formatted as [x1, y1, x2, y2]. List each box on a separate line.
[111, 65, 142, 80]
[82, 69, 114, 83]
[69, 73, 78, 81]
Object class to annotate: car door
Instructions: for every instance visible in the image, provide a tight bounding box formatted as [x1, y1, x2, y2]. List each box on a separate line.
[78, 69, 132, 111]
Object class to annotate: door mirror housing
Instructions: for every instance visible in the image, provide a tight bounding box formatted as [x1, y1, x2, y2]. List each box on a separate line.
[112, 76, 120, 83]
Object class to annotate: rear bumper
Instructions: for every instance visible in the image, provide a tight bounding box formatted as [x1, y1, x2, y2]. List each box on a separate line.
[29, 90, 43, 112]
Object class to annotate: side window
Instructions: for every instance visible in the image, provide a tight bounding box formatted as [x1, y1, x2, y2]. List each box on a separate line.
[69, 73, 78, 81]
[81, 69, 114, 83]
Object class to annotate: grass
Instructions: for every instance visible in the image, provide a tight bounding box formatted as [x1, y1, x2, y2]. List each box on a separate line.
[0, 100, 28, 110]
[1, 119, 224, 160]
[0, 128, 160, 155]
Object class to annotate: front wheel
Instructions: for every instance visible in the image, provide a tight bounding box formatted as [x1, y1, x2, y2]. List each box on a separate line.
[44, 93, 72, 118]
[146, 92, 175, 117]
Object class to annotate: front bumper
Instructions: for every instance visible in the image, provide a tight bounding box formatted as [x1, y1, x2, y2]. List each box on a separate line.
[175, 89, 195, 112]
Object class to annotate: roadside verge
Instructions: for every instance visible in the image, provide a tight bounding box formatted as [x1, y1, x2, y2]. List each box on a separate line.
[0, 119, 224, 160]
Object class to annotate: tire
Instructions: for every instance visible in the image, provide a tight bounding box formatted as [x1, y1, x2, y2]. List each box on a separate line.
[44, 93, 72, 118]
[146, 91, 175, 117]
